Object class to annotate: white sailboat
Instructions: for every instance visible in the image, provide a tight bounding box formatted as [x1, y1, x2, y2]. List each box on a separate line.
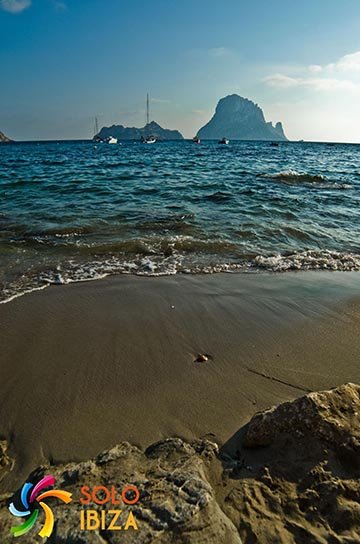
[142, 93, 157, 144]
[93, 117, 118, 144]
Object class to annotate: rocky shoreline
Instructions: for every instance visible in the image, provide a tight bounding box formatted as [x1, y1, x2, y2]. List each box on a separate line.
[0, 383, 359, 543]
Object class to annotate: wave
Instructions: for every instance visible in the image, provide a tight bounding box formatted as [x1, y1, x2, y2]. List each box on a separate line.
[253, 250, 360, 272]
[205, 191, 233, 202]
[272, 170, 327, 183]
[2, 249, 360, 304]
[261, 170, 352, 189]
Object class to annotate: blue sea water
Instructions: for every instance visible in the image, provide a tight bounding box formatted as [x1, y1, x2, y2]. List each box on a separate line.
[1, 139, 360, 302]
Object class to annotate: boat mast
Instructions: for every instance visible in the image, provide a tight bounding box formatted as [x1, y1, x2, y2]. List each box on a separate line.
[146, 93, 150, 126]
[94, 116, 99, 136]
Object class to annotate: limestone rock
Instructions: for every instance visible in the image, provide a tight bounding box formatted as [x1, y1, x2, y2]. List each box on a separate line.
[197, 94, 288, 141]
[0, 438, 240, 544]
[243, 382, 360, 447]
[1, 384, 359, 543]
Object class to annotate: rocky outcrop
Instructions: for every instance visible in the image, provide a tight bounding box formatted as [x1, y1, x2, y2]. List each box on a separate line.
[1, 383, 359, 543]
[96, 121, 184, 141]
[226, 382, 360, 543]
[0, 439, 241, 544]
[0, 441, 14, 485]
[197, 95, 288, 141]
[244, 382, 360, 448]
[0, 131, 12, 143]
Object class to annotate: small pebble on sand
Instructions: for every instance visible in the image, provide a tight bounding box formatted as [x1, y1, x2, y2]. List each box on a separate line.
[195, 354, 209, 363]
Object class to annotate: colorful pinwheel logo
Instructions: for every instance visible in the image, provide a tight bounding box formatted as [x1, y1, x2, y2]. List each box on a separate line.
[9, 475, 72, 538]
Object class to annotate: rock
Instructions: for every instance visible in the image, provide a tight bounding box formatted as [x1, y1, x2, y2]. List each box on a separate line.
[0, 441, 14, 483]
[223, 383, 360, 543]
[1, 384, 359, 543]
[95, 121, 183, 141]
[243, 382, 360, 447]
[0, 438, 241, 544]
[0, 131, 12, 143]
[197, 94, 288, 141]
[195, 353, 209, 363]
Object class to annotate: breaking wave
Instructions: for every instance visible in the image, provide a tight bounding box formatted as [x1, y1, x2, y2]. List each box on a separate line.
[2, 250, 360, 304]
[253, 250, 360, 272]
[1, 140, 360, 304]
[261, 169, 352, 189]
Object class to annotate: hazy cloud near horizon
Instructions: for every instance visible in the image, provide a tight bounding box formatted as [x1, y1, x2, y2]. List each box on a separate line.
[264, 50, 360, 93]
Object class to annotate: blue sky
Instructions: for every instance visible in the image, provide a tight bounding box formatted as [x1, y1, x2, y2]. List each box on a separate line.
[1, 0, 360, 141]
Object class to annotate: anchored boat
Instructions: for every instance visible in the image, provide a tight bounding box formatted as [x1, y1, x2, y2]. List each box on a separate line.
[106, 136, 118, 144]
[143, 135, 157, 144]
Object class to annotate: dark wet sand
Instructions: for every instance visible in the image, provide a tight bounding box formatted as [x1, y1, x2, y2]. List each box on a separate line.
[1, 271, 360, 492]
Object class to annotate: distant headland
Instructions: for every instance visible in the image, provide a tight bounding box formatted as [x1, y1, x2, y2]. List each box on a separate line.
[197, 95, 287, 141]
[0, 130, 12, 143]
[95, 121, 184, 141]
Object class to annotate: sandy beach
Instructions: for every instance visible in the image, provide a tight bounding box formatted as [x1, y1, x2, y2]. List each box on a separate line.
[1, 271, 360, 494]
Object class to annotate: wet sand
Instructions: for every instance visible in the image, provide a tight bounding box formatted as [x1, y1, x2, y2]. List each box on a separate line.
[1, 271, 360, 492]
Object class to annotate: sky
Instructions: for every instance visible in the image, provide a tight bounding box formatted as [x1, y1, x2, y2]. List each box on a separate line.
[1, 0, 360, 141]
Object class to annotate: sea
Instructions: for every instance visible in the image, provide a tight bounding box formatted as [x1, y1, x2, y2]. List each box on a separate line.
[1, 139, 360, 302]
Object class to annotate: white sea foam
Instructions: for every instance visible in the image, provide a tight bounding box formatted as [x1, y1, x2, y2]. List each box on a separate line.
[253, 250, 360, 272]
[2, 250, 360, 304]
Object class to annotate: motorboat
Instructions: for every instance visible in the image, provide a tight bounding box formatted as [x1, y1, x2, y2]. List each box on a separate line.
[192, 136, 201, 144]
[143, 135, 157, 144]
[106, 136, 118, 144]
[219, 137, 229, 145]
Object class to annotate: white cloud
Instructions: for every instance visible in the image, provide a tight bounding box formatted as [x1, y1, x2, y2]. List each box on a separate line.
[264, 74, 300, 88]
[264, 50, 360, 94]
[264, 73, 360, 92]
[1, 0, 31, 13]
[307, 51, 360, 74]
[308, 64, 323, 73]
[335, 51, 360, 72]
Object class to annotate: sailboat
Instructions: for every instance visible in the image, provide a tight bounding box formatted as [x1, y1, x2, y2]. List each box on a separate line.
[93, 116, 103, 143]
[143, 93, 157, 144]
[93, 117, 118, 144]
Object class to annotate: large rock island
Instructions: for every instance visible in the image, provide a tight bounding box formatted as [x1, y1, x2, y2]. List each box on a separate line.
[0, 130, 12, 143]
[95, 121, 183, 141]
[197, 94, 287, 141]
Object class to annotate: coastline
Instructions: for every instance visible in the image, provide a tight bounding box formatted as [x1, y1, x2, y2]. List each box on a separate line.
[1, 271, 360, 492]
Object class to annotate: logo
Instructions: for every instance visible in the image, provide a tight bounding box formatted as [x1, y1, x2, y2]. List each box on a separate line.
[9, 475, 72, 538]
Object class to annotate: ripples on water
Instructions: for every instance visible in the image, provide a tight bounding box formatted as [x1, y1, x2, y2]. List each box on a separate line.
[1, 139, 360, 301]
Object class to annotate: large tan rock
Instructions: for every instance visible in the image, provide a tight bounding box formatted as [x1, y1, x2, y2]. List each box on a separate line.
[223, 383, 360, 543]
[1, 384, 359, 543]
[243, 382, 360, 448]
[0, 439, 241, 544]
